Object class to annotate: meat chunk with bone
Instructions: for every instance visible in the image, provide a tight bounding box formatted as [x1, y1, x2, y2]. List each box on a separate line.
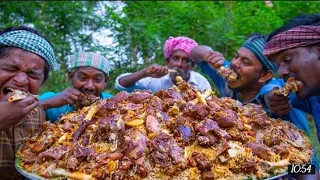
[113, 91, 130, 102]
[183, 103, 209, 119]
[150, 132, 184, 167]
[272, 145, 290, 158]
[193, 153, 212, 171]
[122, 129, 148, 160]
[263, 128, 283, 147]
[72, 145, 89, 158]
[129, 92, 152, 104]
[230, 157, 257, 173]
[175, 125, 195, 146]
[213, 109, 242, 129]
[39, 146, 69, 160]
[201, 171, 215, 180]
[215, 139, 231, 157]
[196, 118, 231, 140]
[273, 77, 303, 97]
[246, 142, 272, 161]
[76, 94, 99, 107]
[96, 152, 123, 165]
[197, 134, 219, 147]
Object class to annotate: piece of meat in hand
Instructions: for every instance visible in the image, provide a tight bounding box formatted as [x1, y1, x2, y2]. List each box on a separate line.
[273, 77, 303, 96]
[76, 94, 99, 107]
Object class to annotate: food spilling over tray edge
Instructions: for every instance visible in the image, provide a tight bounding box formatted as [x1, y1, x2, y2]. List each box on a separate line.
[16, 76, 313, 180]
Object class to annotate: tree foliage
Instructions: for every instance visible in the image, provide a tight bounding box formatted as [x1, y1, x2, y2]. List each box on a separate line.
[0, 1, 108, 92]
[1, 1, 320, 94]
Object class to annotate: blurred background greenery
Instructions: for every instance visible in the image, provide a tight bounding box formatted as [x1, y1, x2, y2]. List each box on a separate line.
[1, 1, 319, 159]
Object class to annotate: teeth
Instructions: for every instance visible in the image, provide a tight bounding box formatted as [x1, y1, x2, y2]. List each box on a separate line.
[3, 87, 13, 94]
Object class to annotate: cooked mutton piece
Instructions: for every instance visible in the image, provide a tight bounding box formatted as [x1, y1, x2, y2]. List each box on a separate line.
[77, 94, 100, 107]
[196, 118, 231, 140]
[246, 142, 272, 161]
[201, 171, 215, 180]
[150, 132, 184, 168]
[182, 103, 210, 120]
[213, 109, 242, 129]
[193, 152, 212, 171]
[123, 129, 148, 160]
[273, 77, 303, 96]
[217, 66, 238, 81]
[230, 157, 257, 173]
[175, 125, 195, 146]
[197, 134, 219, 147]
[7, 88, 38, 102]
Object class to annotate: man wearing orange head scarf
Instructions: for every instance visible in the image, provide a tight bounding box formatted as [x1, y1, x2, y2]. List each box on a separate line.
[115, 36, 211, 93]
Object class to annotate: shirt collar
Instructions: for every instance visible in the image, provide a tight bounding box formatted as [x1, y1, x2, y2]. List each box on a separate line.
[232, 90, 262, 105]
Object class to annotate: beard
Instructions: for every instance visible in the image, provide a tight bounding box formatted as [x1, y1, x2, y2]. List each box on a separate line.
[170, 68, 190, 82]
[228, 74, 261, 93]
[297, 85, 320, 100]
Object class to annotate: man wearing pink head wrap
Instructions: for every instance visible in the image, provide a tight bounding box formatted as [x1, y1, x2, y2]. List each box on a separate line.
[115, 36, 211, 93]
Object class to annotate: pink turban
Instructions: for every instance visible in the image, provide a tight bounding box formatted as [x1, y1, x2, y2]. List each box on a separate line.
[163, 36, 198, 59]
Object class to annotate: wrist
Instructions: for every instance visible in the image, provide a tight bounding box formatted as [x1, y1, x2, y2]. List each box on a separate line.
[140, 68, 150, 78]
[40, 98, 60, 110]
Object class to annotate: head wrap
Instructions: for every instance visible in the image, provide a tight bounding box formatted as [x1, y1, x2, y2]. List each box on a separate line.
[163, 36, 198, 59]
[0, 30, 59, 70]
[242, 34, 278, 72]
[67, 52, 110, 76]
[264, 25, 320, 57]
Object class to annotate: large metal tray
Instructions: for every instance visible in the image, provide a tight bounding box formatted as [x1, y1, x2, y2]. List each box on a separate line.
[15, 156, 288, 180]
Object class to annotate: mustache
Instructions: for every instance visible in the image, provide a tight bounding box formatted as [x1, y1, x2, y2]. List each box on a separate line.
[81, 89, 96, 94]
[171, 67, 187, 77]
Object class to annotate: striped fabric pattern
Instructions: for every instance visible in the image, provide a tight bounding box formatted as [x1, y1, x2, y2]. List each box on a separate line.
[264, 25, 320, 57]
[0, 30, 59, 71]
[67, 52, 110, 76]
[242, 34, 278, 72]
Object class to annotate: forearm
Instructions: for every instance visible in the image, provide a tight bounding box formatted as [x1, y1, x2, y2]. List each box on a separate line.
[0, 116, 12, 130]
[197, 61, 227, 94]
[118, 69, 148, 88]
[39, 98, 59, 110]
[190, 45, 213, 63]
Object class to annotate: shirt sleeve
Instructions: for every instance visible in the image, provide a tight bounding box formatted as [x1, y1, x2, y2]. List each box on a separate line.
[115, 73, 152, 93]
[39, 92, 69, 123]
[101, 92, 113, 99]
[290, 94, 312, 114]
[259, 78, 283, 97]
[196, 61, 229, 95]
[39, 92, 57, 100]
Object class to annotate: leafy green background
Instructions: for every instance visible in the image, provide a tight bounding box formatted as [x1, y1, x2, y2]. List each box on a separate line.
[1, 1, 319, 160]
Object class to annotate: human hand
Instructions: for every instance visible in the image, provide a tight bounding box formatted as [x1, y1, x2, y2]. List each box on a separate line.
[264, 87, 291, 116]
[48, 87, 83, 107]
[0, 93, 38, 130]
[204, 51, 225, 69]
[144, 64, 168, 78]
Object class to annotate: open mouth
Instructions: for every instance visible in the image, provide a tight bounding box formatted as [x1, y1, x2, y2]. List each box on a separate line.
[3, 87, 14, 95]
